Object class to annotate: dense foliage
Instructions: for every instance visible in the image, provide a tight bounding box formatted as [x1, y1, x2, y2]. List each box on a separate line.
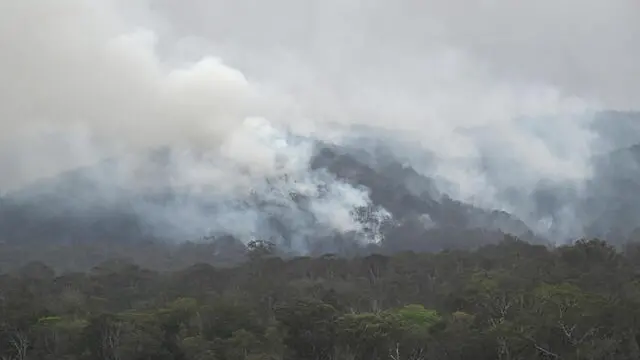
[2, 237, 640, 359]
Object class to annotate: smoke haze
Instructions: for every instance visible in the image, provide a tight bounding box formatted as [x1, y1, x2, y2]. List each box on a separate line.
[1, 0, 639, 249]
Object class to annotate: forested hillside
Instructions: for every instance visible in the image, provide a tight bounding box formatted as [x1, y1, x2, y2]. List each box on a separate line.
[3, 115, 640, 271]
[2, 237, 640, 359]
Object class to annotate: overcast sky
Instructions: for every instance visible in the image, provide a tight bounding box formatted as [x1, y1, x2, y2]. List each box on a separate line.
[150, 0, 640, 110]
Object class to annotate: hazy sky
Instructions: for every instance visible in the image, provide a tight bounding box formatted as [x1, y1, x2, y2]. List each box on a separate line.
[151, 0, 640, 109]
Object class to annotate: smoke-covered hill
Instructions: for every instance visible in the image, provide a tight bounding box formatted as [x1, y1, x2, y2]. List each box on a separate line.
[1, 111, 640, 258]
[0, 133, 536, 254]
[2, 1, 640, 271]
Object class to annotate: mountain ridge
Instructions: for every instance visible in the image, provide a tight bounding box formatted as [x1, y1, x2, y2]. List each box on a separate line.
[1, 111, 640, 256]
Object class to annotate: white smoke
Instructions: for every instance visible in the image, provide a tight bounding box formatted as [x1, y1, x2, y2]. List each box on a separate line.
[1, 0, 638, 246]
[121, 118, 391, 251]
[0, 0, 265, 189]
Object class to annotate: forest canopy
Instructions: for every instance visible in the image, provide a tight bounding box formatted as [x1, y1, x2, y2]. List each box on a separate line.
[2, 237, 640, 359]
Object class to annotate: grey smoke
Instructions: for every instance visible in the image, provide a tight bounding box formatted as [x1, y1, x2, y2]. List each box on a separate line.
[1, 0, 639, 248]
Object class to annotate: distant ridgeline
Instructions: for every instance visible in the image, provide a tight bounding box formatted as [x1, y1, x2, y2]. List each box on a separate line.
[0, 111, 640, 258]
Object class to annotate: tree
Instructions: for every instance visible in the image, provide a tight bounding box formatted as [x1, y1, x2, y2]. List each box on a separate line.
[386, 305, 442, 360]
[336, 312, 399, 360]
[81, 314, 124, 360]
[275, 299, 337, 360]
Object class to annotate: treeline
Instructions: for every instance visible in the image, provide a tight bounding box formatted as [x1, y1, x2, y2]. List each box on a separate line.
[3, 237, 640, 359]
[0, 228, 526, 273]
